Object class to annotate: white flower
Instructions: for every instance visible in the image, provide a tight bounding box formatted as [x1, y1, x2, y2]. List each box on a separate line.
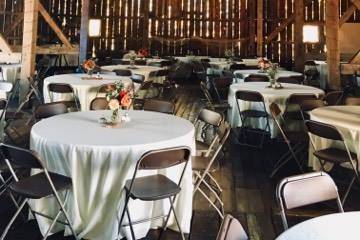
[108, 99, 120, 110]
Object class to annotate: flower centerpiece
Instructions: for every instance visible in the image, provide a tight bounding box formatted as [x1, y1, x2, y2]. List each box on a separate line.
[127, 50, 138, 67]
[257, 57, 271, 73]
[224, 49, 234, 62]
[82, 59, 99, 78]
[138, 48, 149, 58]
[100, 82, 133, 127]
[267, 62, 282, 89]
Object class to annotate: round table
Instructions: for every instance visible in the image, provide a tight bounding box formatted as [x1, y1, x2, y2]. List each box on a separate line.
[43, 73, 134, 111]
[276, 212, 360, 240]
[228, 82, 324, 137]
[233, 69, 303, 83]
[30, 110, 195, 240]
[308, 106, 360, 170]
[101, 65, 163, 81]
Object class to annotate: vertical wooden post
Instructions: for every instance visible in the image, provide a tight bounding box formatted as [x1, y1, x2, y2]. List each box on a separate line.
[294, 0, 305, 72]
[79, 0, 90, 64]
[20, 0, 38, 101]
[257, 0, 264, 56]
[326, 0, 340, 89]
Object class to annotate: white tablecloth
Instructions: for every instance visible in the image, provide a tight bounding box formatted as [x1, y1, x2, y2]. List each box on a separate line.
[102, 65, 163, 82]
[0, 63, 21, 83]
[233, 69, 303, 83]
[308, 106, 360, 170]
[30, 110, 195, 240]
[228, 82, 324, 137]
[276, 212, 360, 240]
[43, 73, 134, 111]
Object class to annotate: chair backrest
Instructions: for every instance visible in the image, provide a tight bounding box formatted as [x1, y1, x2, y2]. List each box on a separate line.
[235, 90, 264, 102]
[277, 76, 303, 84]
[156, 69, 169, 77]
[197, 108, 223, 127]
[244, 74, 269, 82]
[137, 147, 191, 170]
[135, 59, 147, 65]
[160, 60, 173, 67]
[139, 80, 153, 91]
[113, 69, 132, 76]
[323, 91, 343, 106]
[48, 83, 74, 93]
[0, 99, 7, 110]
[216, 214, 248, 240]
[0, 82, 13, 92]
[90, 97, 109, 110]
[229, 64, 246, 71]
[1, 144, 43, 170]
[143, 99, 175, 114]
[34, 102, 68, 120]
[345, 97, 360, 106]
[286, 93, 317, 104]
[305, 120, 343, 141]
[276, 171, 343, 229]
[300, 99, 325, 112]
[97, 83, 116, 94]
[131, 74, 145, 84]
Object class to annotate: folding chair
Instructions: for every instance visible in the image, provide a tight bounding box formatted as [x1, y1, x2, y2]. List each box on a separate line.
[269, 103, 306, 177]
[216, 214, 248, 240]
[113, 69, 132, 77]
[276, 171, 343, 230]
[96, 83, 116, 97]
[277, 76, 303, 84]
[304, 60, 320, 87]
[90, 97, 109, 110]
[235, 90, 270, 148]
[306, 120, 360, 205]
[322, 91, 343, 106]
[299, 99, 325, 121]
[0, 144, 79, 240]
[143, 99, 175, 114]
[117, 146, 191, 240]
[192, 122, 231, 218]
[47, 83, 80, 111]
[200, 81, 230, 114]
[194, 108, 223, 156]
[283, 93, 318, 122]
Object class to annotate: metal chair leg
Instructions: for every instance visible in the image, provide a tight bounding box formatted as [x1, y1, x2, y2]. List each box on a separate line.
[342, 175, 356, 205]
[117, 195, 130, 240]
[169, 197, 185, 240]
[158, 195, 178, 240]
[0, 199, 27, 240]
[126, 206, 136, 240]
[43, 209, 62, 240]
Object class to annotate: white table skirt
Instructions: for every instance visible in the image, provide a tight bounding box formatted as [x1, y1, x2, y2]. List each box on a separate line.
[0, 63, 21, 83]
[276, 212, 360, 240]
[43, 73, 134, 111]
[308, 106, 360, 171]
[30, 110, 195, 240]
[228, 82, 324, 137]
[101, 65, 163, 82]
[233, 69, 303, 83]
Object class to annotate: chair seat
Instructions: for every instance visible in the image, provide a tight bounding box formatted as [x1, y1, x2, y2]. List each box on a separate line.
[10, 172, 72, 199]
[192, 156, 219, 172]
[284, 131, 309, 143]
[284, 111, 303, 121]
[125, 174, 180, 201]
[314, 148, 357, 164]
[241, 110, 267, 118]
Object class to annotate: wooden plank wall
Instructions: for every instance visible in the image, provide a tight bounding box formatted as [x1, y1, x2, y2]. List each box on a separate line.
[1, 0, 360, 67]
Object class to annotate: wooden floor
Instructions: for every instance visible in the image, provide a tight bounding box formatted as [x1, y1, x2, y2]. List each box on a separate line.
[1, 86, 360, 240]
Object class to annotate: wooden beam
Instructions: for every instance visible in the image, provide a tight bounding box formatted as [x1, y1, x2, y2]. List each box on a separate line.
[21, 0, 38, 101]
[326, 0, 340, 89]
[350, 0, 360, 9]
[4, 15, 24, 36]
[294, 0, 305, 72]
[0, 33, 13, 53]
[265, 14, 295, 44]
[37, 2, 73, 49]
[257, 0, 264, 56]
[350, 49, 360, 64]
[339, 5, 357, 27]
[79, 0, 90, 63]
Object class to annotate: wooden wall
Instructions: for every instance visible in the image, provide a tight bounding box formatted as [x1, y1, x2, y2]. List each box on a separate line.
[1, 0, 360, 68]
